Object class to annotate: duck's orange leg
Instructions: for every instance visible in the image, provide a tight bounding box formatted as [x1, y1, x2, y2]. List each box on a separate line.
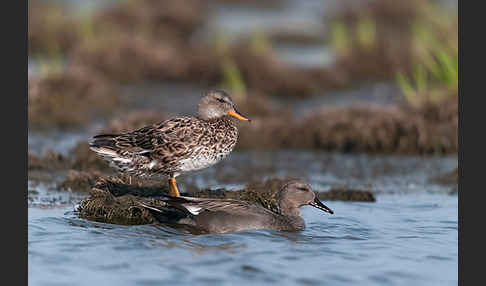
[168, 176, 181, 197]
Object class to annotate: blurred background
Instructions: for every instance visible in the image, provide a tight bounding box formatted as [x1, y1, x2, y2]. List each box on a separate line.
[28, 0, 458, 156]
[28, 1, 459, 285]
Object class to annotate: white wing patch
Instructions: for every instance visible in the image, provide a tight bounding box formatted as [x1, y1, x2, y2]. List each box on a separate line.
[90, 146, 118, 157]
[113, 157, 132, 164]
[184, 205, 203, 215]
[148, 161, 157, 169]
[139, 203, 163, 213]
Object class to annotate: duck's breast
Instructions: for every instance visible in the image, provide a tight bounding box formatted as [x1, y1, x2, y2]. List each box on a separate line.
[177, 148, 223, 172]
[177, 118, 237, 172]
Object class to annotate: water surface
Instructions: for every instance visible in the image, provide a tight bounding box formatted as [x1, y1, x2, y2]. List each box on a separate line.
[28, 193, 457, 286]
[28, 151, 458, 286]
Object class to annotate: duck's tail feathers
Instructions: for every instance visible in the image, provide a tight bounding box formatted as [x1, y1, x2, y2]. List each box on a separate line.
[89, 134, 120, 157]
[139, 202, 188, 223]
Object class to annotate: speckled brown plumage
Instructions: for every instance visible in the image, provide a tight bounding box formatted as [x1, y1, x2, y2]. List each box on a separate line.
[90, 116, 238, 177]
[89, 90, 250, 196]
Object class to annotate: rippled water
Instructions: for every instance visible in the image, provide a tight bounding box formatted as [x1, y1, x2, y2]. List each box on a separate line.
[28, 194, 457, 286]
[28, 152, 458, 286]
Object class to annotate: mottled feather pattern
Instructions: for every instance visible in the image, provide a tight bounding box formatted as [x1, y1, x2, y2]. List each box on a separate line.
[90, 116, 238, 178]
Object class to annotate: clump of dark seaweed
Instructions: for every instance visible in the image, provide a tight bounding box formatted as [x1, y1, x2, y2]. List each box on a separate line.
[76, 188, 161, 225]
[317, 187, 376, 202]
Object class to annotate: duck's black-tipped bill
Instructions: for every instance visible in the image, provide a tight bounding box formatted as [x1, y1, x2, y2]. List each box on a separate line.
[228, 107, 251, 122]
[309, 197, 334, 214]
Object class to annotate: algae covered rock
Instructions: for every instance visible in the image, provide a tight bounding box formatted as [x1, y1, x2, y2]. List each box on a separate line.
[317, 187, 376, 202]
[77, 188, 157, 225]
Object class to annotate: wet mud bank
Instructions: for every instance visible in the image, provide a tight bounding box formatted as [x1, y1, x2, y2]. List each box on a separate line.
[28, 141, 111, 189]
[237, 96, 457, 154]
[28, 141, 110, 173]
[77, 177, 375, 225]
[28, 90, 456, 196]
[28, 92, 457, 186]
[28, 66, 119, 130]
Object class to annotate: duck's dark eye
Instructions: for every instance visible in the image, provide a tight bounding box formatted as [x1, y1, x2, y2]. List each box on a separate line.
[217, 98, 226, 103]
[297, 187, 308, 192]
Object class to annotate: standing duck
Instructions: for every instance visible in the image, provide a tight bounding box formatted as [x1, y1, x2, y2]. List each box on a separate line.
[89, 90, 250, 197]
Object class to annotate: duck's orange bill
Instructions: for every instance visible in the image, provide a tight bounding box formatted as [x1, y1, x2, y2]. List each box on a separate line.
[227, 110, 250, 121]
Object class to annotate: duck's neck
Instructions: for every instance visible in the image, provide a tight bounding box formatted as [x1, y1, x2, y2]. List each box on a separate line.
[204, 116, 236, 129]
[272, 199, 306, 231]
[287, 215, 305, 231]
[279, 201, 301, 217]
[278, 200, 306, 229]
[200, 115, 229, 122]
[278, 210, 305, 231]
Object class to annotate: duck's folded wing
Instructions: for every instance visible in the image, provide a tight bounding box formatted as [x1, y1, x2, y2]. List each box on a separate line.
[92, 116, 206, 158]
[158, 196, 271, 216]
[150, 116, 206, 143]
[139, 201, 190, 223]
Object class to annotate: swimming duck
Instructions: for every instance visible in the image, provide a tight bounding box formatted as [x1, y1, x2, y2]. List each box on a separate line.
[140, 180, 334, 234]
[89, 90, 250, 197]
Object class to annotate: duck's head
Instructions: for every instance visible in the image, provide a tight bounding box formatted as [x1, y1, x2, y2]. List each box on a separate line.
[198, 90, 250, 121]
[278, 179, 334, 216]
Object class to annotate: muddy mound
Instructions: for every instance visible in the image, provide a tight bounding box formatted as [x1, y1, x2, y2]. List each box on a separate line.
[28, 66, 119, 129]
[28, 141, 111, 173]
[236, 94, 457, 154]
[93, 0, 206, 43]
[299, 97, 457, 154]
[29, 0, 206, 58]
[72, 34, 215, 83]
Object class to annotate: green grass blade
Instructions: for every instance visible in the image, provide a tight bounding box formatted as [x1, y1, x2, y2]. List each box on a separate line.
[396, 71, 417, 106]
